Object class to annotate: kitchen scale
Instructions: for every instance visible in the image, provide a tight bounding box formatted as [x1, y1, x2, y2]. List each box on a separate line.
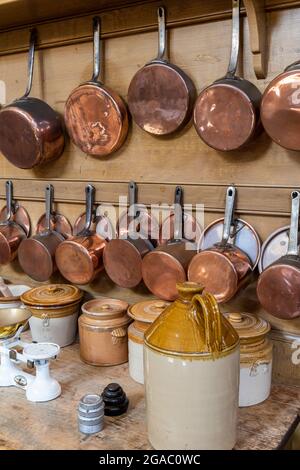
[0, 308, 61, 402]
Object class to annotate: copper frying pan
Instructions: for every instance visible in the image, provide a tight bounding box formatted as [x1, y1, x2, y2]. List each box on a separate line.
[142, 186, 197, 301]
[64, 17, 129, 157]
[0, 29, 64, 169]
[128, 6, 196, 136]
[188, 186, 253, 302]
[257, 191, 300, 319]
[193, 0, 261, 151]
[103, 181, 155, 288]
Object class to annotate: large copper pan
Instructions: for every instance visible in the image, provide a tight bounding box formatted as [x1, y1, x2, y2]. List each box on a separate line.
[55, 185, 107, 285]
[188, 186, 254, 303]
[257, 191, 300, 319]
[18, 185, 67, 282]
[103, 181, 155, 288]
[193, 0, 261, 151]
[0, 29, 64, 169]
[128, 7, 196, 136]
[142, 186, 196, 301]
[64, 17, 128, 157]
[0, 181, 30, 265]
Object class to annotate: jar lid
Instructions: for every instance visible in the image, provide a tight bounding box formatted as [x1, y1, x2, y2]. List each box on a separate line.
[224, 312, 270, 341]
[21, 284, 83, 307]
[127, 299, 170, 323]
[82, 298, 129, 320]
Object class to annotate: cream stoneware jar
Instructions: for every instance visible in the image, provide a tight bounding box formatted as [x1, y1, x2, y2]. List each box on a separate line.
[127, 300, 170, 384]
[144, 282, 240, 450]
[225, 312, 272, 407]
[21, 284, 83, 347]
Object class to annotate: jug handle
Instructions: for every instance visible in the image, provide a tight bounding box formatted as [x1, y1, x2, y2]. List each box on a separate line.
[192, 293, 222, 354]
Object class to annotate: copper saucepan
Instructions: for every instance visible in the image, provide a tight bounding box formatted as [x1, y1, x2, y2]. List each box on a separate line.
[128, 6, 196, 136]
[64, 17, 129, 157]
[103, 181, 156, 288]
[18, 184, 68, 282]
[142, 186, 197, 301]
[0, 30, 64, 169]
[55, 185, 107, 285]
[261, 52, 300, 150]
[257, 191, 300, 319]
[0, 181, 31, 265]
[193, 0, 261, 151]
[188, 186, 253, 303]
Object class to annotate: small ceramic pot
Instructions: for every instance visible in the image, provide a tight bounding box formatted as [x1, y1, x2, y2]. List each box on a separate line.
[224, 312, 272, 407]
[21, 284, 83, 347]
[79, 298, 131, 366]
[127, 300, 170, 383]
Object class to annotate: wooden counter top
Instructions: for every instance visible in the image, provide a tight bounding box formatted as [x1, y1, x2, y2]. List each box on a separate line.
[0, 337, 299, 450]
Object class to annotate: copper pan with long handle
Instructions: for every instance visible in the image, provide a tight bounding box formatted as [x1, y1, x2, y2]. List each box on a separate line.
[193, 0, 261, 151]
[55, 185, 107, 285]
[257, 191, 300, 319]
[64, 17, 129, 157]
[0, 29, 64, 169]
[188, 186, 253, 303]
[128, 6, 196, 136]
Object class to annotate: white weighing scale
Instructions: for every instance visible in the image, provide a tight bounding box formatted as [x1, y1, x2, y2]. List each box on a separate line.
[0, 308, 61, 402]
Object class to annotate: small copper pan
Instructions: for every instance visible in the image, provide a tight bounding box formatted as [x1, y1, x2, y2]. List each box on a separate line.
[142, 186, 197, 301]
[0, 30, 64, 169]
[64, 17, 128, 157]
[103, 181, 155, 288]
[193, 0, 261, 151]
[0, 181, 30, 265]
[128, 7, 196, 136]
[55, 185, 107, 285]
[18, 185, 66, 282]
[257, 191, 300, 319]
[188, 186, 253, 303]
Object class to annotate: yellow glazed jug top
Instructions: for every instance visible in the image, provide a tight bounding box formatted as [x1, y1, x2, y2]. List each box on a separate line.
[144, 282, 239, 359]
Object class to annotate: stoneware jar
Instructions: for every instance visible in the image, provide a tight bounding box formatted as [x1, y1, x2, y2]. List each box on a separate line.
[144, 282, 240, 450]
[224, 312, 272, 407]
[79, 298, 130, 366]
[21, 284, 83, 347]
[127, 300, 170, 384]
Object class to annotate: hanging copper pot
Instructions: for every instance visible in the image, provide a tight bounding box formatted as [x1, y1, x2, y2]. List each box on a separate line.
[55, 185, 107, 285]
[257, 191, 300, 319]
[128, 6, 196, 136]
[142, 186, 197, 301]
[0, 181, 31, 265]
[103, 181, 157, 288]
[188, 186, 260, 303]
[0, 29, 64, 169]
[64, 17, 128, 157]
[18, 184, 68, 282]
[193, 0, 261, 151]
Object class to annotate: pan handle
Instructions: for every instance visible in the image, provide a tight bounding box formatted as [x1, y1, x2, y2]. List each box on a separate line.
[83, 184, 96, 233]
[45, 184, 54, 232]
[221, 185, 236, 245]
[173, 186, 183, 241]
[156, 6, 168, 62]
[23, 29, 37, 99]
[5, 180, 15, 222]
[287, 190, 300, 256]
[91, 16, 102, 83]
[226, 0, 240, 79]
[128, 181, 138, 235]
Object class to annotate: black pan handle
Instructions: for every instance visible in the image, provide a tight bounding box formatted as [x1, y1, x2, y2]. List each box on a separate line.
[287, 191, 300, 256]
[91, 16, 102, 83]
[173, 186, 183, 241]
[23, 28, 37, 99]
[45, 184, 54, 232]
[5, 180, 14, 222]
[83, 184, 96, 233]
[226, 0, 240, 79]
[156, 6, 168, 62]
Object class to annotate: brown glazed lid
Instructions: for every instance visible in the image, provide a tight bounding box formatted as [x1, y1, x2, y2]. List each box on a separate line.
[224, 312, 270, 344]
[144, 282, 239, 358]
[21, 284, 83, 307]
[127, 299, 170, 324]
[81, 298, 130, 328]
